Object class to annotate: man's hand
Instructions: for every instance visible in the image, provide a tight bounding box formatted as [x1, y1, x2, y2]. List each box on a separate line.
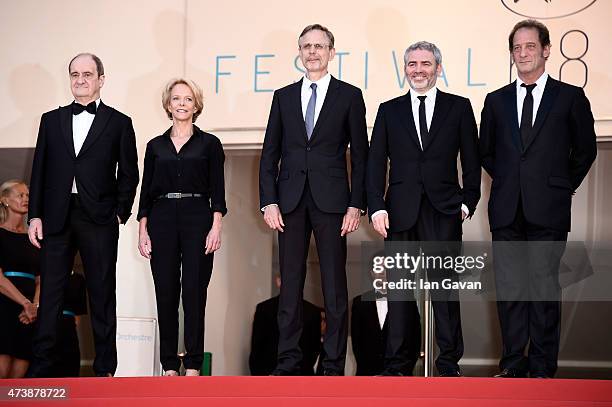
[28, 218, 43, 249]
[340, 207, 361, 236]
[263, 205, 285, 232]
[372, 212, 389, 238]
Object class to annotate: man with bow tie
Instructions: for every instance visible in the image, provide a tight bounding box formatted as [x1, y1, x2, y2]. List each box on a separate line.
[27, 53, 139, 377]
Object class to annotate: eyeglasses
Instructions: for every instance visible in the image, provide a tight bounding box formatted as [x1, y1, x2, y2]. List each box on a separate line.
[300, 43, 331, 51]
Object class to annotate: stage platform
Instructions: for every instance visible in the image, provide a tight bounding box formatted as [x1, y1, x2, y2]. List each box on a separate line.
[2, 376, 612, 406]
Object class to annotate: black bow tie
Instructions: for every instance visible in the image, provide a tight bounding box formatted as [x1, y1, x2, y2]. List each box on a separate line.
[72, 101, 97, 115]
[375, 291, 387, 299]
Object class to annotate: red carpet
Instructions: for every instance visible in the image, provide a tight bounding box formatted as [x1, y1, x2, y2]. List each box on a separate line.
[2, 376, 611, 406]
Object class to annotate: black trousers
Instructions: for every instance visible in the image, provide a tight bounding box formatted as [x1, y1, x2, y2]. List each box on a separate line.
[53, 316, 81, 377]
[492, 199, 567, 377]
[276, 186, 348, 374]
[147, 198, 213, 372]
[385, 194, 463, 374]
[31, 195, 118, 376]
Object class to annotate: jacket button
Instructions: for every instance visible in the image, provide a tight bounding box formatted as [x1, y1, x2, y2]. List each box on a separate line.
[306, 147, 311, 151]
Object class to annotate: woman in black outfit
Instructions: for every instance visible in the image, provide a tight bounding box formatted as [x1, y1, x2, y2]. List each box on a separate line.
[138, 78, 226, 377]
[0, 180, 40, 378]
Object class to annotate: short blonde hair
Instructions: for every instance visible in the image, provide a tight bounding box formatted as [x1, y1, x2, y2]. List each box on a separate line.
[161, 78, 204, 122]
[0, 179, 27, 224]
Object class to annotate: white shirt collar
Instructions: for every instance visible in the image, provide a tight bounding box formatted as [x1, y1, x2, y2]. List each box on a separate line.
[410, 86, 437, 105]
[516, 72, 548, 93]
[302, 72, 331, 91]
[73, 98, 101, 108]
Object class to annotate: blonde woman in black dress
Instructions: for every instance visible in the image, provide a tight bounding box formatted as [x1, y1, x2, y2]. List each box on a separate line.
[0, 180, 40, 378]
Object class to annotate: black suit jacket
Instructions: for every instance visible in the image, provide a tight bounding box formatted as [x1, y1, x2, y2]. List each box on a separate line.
[249, 295, 321, 375]
[259, 76, 368, 213]
[367, 90, 481, 232]
[479, 77, 597, 232]
[351, 292, 388, 376]
[29, 102, 139, 234]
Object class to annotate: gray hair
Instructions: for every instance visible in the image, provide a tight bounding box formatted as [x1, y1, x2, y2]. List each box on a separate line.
[404, 41, 442, 67]
[68, 53, 105, 77]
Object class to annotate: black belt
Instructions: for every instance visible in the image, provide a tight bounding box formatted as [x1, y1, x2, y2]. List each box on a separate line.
[157, 193, 204, 199]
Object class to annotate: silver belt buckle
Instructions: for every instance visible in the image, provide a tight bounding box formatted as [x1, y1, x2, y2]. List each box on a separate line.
[167, 193, 182, 199]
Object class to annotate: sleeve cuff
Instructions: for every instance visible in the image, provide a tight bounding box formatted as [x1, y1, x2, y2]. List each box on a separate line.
[371, 210, 388, 220]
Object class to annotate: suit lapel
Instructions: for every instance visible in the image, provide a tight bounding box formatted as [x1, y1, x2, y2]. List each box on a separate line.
[423, 90, 451, 151]
[523, 77, 560, 152]
[395, 92, 421, 149]
[78, 101, 112, 157]
[309, 76, 340, 143]
[502, 82, 522, 152]
[290, 79, 308, 141]
[59, 105, 76, 159]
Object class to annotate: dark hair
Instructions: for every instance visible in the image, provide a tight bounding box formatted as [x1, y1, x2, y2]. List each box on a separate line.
[299, 24, 335, 48]
[508, 19, 551, 51]
[68, 53, 105, 77]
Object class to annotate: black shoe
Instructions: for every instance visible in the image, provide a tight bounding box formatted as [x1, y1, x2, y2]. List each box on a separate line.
[494, 368, 527, 378]
[377, 368, 405, 376]
[323, 369, 343, 376]
[438, 369, 463, 377]
[95, 372, 114, 377]
[270, 368, 300, 376]
[529, 372, 550, 379]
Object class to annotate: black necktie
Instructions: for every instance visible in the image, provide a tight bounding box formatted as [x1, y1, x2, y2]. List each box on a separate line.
[520, 83, 536, 147]
[72, 101, 97, 115]
[417, 95, 428, 148]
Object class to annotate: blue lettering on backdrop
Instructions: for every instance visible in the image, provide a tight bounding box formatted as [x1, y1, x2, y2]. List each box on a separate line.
[215, 55, 236, 94]
[336, 51, 349, 80]
[364, 51, 369, 90]
[214, 47, 512, 92]
[467, 48, 486, 87]
[294, 56, 306, 76]
[391, 50, 408, 88]
[254, 54, 275, 92]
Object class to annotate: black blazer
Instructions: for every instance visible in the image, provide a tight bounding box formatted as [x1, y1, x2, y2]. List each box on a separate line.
[259, 76, 369, 214]
[367, 90, 481, 232]
[350, 292, 388, 376]
[249, 295, 321, 375]
[479, 77, 597, 232]
[29, 102, 139, 234]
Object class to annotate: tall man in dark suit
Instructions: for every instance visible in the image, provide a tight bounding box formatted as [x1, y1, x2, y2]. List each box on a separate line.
[27, 53, 139, 377]
[367, 41, 480, 376]
[480, 20, 597, 379]
[259, 24, 368, 376]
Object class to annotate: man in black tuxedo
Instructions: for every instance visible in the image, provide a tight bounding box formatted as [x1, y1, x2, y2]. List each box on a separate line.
[27, 53, 139, 377]
[367, 41, 480, 376]
[480, 20, 596, 379]
[249, 275, 322, 375]
[259, 24, 368, 375]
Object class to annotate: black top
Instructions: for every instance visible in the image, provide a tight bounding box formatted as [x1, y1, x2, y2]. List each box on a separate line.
[0, 228, 40, 300]
[137, 125, 227, 220]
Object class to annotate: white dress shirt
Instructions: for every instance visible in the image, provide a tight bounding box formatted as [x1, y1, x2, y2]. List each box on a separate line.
[410, 87, 437, 150]
[375, 295, 388, 329]
[71, 99, 100, 193]
[301, 72, 332, 125]
[371, 87, 469, 220]
[516, 72, 548, 127]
